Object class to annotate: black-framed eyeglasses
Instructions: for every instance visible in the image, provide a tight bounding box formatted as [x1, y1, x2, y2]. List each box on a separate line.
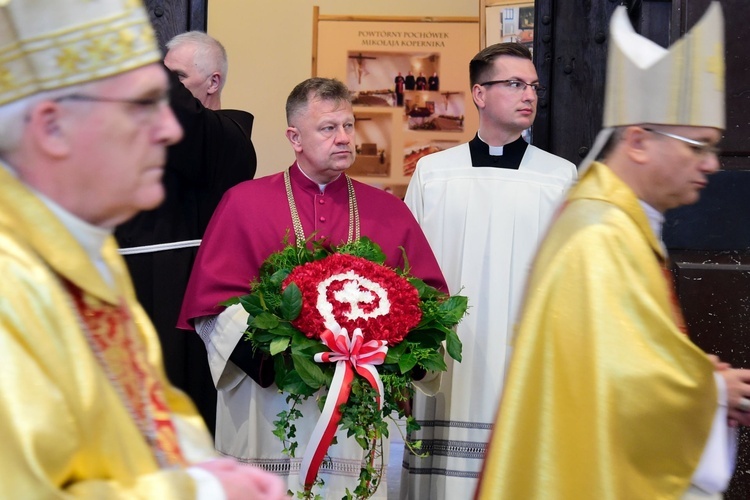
[478, 79, 546, 98]
[643, 128, 721, 157]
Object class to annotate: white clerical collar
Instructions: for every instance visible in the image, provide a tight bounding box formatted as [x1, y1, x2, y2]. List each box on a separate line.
[295, 163, 340, 193]
[639, 200, 667, 256]
[477, 133, 504, 156]
[37, 190, 115, 286]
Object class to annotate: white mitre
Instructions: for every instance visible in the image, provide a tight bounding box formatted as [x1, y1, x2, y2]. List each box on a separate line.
[0, 0, 161, 106]
[580, 1, 725, 171]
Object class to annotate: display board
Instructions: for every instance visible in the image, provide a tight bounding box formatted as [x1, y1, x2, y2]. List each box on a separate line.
[481, 0, 535, 50]
[314, 8, 479, 197]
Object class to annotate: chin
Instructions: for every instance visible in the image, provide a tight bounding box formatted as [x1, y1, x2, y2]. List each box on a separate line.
[138, 187, 166, 211]
[333, 160, 353, 171]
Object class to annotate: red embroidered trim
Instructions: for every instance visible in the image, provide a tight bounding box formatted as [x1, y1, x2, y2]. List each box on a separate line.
[65, 282, 186, 467]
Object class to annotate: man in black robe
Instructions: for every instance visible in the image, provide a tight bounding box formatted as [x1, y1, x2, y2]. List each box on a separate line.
[405, 70, 416, 90]
[428, 71, 439, 91]
[115, 31, 256, 433]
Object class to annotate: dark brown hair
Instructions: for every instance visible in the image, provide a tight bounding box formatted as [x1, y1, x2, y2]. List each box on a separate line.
[469, 43, 533, 87]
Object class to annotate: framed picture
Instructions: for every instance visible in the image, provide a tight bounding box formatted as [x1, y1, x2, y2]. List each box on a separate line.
[481, 1, 535, 49]
[518, 6, 534, 30]
[314, 9, 479, 191]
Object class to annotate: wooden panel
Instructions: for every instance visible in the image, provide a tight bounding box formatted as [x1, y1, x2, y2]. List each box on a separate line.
[533, 0, 616, 162]
[143, 0, 207, 51]
[672, 251, 750, 499]
[664, 170, 750, 251]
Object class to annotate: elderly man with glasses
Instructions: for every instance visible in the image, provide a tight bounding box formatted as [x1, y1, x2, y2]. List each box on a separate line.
[0, 1, 284, 498]
[477, 4, 750, 499]
[401, 42, 577, 500]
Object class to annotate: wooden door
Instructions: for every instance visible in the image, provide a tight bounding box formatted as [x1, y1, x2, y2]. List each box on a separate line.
[142, 0, 206, 51]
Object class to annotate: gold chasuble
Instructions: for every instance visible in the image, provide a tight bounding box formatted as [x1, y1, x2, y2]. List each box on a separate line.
[476, 162, 717, 500]
[0, 164, 214, 497]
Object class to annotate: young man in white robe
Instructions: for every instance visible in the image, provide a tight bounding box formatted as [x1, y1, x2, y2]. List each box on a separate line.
[402, 42, 577, 499]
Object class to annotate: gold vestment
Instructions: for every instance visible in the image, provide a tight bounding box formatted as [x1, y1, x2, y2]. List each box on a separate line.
[477, 161, 716, 499]
[0, 164, 215, 497]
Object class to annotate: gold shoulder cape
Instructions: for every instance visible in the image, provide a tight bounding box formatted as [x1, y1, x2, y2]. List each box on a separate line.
[0, 164, 214, 497]
[477, 162, 717, 500]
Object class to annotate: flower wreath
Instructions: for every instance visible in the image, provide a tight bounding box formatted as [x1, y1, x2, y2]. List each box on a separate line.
[223, 236, 467, 499]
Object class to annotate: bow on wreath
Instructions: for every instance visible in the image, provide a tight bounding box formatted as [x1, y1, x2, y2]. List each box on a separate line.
[298, 327, 388, 489]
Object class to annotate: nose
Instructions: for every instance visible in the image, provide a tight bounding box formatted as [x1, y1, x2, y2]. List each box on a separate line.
[156, 102, 183, 145]
[335, 125, 352, 144]
[701, 152, 721, 174]
[522, 84, 537, 101]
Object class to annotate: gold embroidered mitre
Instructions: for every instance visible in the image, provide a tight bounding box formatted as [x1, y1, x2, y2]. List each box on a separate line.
[604, 1, 725, 130]
[0, 0, 161, 106]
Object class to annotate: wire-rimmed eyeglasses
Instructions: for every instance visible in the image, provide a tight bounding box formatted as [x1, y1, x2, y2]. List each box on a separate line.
[643, 128, 721, 157]
[54, 93, 170, 123]
[478, 79, 546, 98]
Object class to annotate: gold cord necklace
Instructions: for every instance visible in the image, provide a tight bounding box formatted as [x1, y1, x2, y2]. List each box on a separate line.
[284, 167, 360, 246]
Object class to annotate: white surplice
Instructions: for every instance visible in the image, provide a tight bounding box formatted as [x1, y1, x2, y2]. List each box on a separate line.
[402, 142, 577, 499]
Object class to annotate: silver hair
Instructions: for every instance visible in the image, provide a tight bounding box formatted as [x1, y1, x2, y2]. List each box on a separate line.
[0, 80, 100, 156]
[166, 31, 228, 91]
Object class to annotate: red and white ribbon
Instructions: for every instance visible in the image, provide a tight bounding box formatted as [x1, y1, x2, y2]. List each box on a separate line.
[299, 327, 388, 489]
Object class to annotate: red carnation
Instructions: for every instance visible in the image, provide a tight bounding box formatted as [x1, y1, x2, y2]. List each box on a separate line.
[283, 253, 421, 345]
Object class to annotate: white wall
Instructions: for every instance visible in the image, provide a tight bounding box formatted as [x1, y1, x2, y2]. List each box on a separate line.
[209, 1, 479, 178]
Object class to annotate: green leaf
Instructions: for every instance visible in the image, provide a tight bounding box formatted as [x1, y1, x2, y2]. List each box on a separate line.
[251, 312, 280, 330]
[279, 282, 302, 320]
[398, 246, 411, 274]
[277, 370, 317, 396]
[384, 341, 407, 364]
[239, 294, 265, 316]
[269, 268, 291, 287]
[273, 355, 291, 388]
[398, 352, 418, 373]
[445, 329, 463, 362]
[270, 336, 291, 356]
[269, 322, 297, 337]
[404, 329, 444, 348]
[419, 351, 447, 372]
[438, 295, 469, 324]
[408, 277, 444, 299]
[291, 333, 329, 356]
[292, 353, 327, 388]
[250, 329, 277, 344]
[336, 236, 386, 263]
[219, 295, 241, 307]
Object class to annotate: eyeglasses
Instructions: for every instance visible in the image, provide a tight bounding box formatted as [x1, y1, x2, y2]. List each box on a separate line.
[478, 79, 546, 98]
[54, 93, 170, 122]
[643, 128, 721, 157]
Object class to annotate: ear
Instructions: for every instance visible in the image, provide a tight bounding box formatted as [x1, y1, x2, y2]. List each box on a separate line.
[206, 72, 221, 95]
[471, 84, 485, 109]
[286, 126, 303, 152]
[621, 126, 650, 165]
[26, 100, 72, 159]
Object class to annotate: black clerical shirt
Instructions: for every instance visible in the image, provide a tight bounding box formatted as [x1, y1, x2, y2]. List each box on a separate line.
[469, 134, 528, 169]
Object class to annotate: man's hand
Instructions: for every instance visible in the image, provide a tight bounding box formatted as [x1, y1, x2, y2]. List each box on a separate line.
[717, 366, 750, 427]
[195, 458, 288, 499]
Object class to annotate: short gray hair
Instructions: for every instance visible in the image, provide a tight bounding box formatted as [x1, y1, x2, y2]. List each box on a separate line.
[167, 31, 228, 91]
[285, 78, 351, 125]
[0, 80, 100, 155]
